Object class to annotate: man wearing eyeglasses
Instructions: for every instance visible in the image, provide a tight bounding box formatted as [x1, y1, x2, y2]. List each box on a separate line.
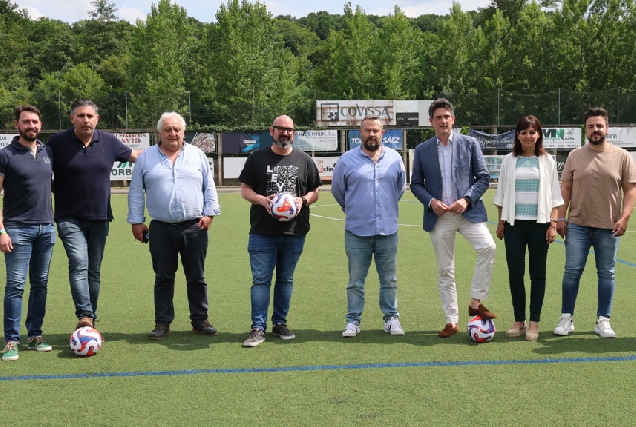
[239, 115, 322, 347]
[47, 99, 139, 335]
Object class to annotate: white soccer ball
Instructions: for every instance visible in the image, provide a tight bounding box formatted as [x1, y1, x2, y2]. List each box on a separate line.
[270, 193, 300, 222]
[467, 315, 496, 343]
[70, 326, 103, 357]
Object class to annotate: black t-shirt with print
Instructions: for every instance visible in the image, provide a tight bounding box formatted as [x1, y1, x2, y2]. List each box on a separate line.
[239, 147, 321, 236]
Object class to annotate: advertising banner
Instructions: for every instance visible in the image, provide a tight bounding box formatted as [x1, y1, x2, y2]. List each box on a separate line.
[222, 132, 273, 154]
[469, 129, 515, 150]
[185, 132, 216, 154]
[0, 134, 18, 149]
[293, 130, 338, 151]
[606, 127, 636, 148]
[312, 156, 340, 180]
[110, 133, 150, 181]
[470, 128, 582, 150]
[348, 129, 403, 150]
[542, 127, 581, 149]
[316, 100, 432, 127]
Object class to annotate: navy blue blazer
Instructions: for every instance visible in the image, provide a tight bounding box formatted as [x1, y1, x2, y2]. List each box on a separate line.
[410, 133, 490, 232]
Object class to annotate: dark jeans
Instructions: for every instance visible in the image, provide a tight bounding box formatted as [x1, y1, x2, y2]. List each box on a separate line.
[148, 220, 209, 326]
[504, 220, 549, 322]
[57, 219, 109, 319]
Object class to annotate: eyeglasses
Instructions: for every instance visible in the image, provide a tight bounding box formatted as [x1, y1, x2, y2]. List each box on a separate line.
[273, 126, 295, 134]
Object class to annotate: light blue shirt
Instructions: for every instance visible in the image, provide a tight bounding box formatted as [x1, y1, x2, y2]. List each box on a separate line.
[331, 146, 406, 236]
[127, 143, 221, 224]
[437, 132, 455, 205]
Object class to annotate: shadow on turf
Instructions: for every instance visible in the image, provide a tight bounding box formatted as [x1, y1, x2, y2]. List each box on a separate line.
[43, 328, 636, 355]
[531, 331, 636, 355]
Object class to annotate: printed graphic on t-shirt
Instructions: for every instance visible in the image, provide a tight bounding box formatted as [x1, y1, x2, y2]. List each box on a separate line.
[267, 164, 298, 194]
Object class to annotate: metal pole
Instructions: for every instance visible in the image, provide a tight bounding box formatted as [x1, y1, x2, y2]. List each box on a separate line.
[497, 88, 500, 127]
[58, 91, 62, 130]
[558, 88, 561, 125]
[125, 92, 129, 129]
[617, 86, 621, 123]
[188, 91, 192, 123]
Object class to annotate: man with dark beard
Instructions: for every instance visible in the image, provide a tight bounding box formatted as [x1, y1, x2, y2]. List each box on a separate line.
[331, 116, 406, 337]
[239, 115, 322, 347]
[0, 106, 55, 361]
[553, 107, 636, 338]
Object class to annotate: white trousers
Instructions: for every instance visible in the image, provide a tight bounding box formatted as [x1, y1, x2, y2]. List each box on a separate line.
[429, 213, 496, 324]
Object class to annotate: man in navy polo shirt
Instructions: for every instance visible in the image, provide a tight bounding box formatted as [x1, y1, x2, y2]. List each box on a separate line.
[47, 99, 139, 332]
[0, 105, 56, 361]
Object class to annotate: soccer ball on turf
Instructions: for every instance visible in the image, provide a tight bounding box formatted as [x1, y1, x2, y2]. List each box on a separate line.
[270, 193, 299, 222]
[70, 326, 102, 357]
[467, 315, 496, 343]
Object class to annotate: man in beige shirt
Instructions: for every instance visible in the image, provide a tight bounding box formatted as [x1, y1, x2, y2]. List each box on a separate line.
[553, 107, 636, 338]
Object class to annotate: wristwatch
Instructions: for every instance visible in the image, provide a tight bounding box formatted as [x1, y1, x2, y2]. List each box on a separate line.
[301, 196, 308, 207]
[464, 196, 472, 205]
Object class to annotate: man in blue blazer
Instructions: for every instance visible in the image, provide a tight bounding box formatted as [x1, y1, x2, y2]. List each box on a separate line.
[411, 98, 497, 338]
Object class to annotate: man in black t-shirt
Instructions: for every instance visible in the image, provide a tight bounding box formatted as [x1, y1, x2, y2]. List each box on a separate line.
[238, 115, 321, 347]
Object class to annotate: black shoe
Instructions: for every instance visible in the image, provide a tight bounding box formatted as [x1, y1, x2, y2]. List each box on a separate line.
[150, 323, 170, 340]
[272, 323, 296, 340]
[192, 320, 218, 336]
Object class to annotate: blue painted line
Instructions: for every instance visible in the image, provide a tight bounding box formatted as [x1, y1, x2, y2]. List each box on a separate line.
[3, 355, 636, 382]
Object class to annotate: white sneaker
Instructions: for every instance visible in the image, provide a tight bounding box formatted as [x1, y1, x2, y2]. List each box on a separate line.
[383, 317, 405, 336]
[342, 322, 360, 338]
[553, 314, 575, 336]
[594, 316, 616, 338]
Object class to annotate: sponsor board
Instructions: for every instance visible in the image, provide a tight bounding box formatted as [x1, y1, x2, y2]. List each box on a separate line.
[312, 156, 340, 180]
[349, 129, 403, 150]
[110, 133, 150, 181]
[0, 134, 18, 149]
[293, 129, 338, 151]
[316, 100, 432, 127]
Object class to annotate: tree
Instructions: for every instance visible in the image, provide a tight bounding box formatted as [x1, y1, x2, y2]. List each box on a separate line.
[126, 0, 195, 127]
[377, 7, 423, 99]
[207, 0, 309, 126]
[24, 18, 76, 87]
[314, 3, 379, 99]
[88, 0, 117, 22]
[32, 63, 106, 129]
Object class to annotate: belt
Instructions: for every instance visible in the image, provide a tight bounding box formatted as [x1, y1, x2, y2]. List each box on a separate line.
[153, 218, 200, 226]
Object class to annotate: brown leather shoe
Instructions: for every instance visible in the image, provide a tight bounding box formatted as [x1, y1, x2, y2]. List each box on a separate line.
[439, 323, 459, 338]
[76, 317, 94, 329]
[468, 304, 497, 319]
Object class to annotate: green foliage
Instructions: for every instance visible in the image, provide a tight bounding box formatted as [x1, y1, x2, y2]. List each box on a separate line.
[3, 0, 636, 128]
[207, 0, 308, 127]
[32, 64, 106, 129]
[126, 0, 194, 127]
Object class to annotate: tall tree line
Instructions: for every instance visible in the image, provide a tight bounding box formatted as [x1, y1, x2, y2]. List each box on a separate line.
[1, 0, 636, 130]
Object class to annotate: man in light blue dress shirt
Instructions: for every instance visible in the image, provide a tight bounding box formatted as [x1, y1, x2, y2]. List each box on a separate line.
[331, 116, 406, 337]
[127, 112, 221, 340]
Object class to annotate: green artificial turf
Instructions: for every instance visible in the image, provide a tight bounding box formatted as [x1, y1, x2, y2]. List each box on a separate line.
[2, 190, 636, 426]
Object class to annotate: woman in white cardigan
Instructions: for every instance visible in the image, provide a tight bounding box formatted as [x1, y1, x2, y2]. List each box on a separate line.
[493, 116, 564, 341]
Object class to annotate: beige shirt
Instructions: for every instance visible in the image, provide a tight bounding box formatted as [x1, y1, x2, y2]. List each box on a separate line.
[562, 143, 636, 229]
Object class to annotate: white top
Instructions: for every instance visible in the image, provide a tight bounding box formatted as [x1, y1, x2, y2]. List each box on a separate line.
[493, 153, 564, 226]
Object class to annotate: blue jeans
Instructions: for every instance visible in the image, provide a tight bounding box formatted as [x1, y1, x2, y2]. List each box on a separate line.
[3, 223, 56, 343]
[248, 234, 305, 331]
[345, 231, 399, 324]
[149, 220, 209, 325]
[57, 219, 109, 319]
[561, 223, 619, 318]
